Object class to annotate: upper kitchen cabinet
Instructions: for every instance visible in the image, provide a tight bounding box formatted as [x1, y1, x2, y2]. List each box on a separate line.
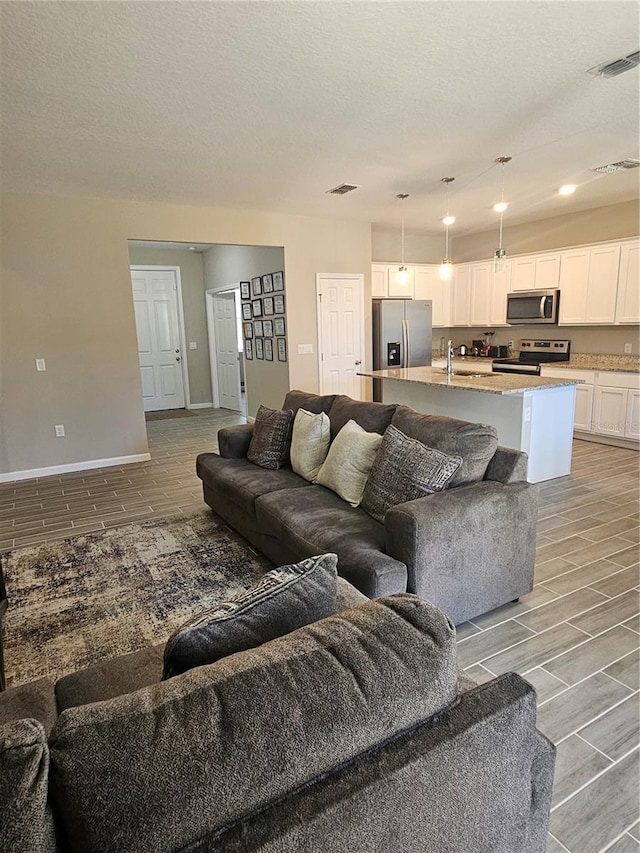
[451, 265, 471, 326]
[558, 243, 620, 325]
[490, 262, 511, 326]
[511, 253, 560, 291]
[469, 263, 491, 326]
[371, 264, 389, 298]
[387, 265, 415, 298]
[414, 266, 452, 327]
[615, 239, 640, 324]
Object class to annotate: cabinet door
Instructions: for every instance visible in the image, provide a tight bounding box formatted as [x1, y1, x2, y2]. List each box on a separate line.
[593, 386, 628, 436]
[414, 266, 451, 327]
[574, 384, 594, 432]
[387, 265, 415, 298]
[535, 254, 561, 290]
[511, 257, 536, 291]
[558, 250, 589, 324]
[469, 263, 491, 326]
[615, 241, 640, 323]
[371, 264, 389, 298]
[585, 244, 620, 323]
[489, 263, 511, 326]
[626, 390, 640, 439]
[452, 266, 471, 326]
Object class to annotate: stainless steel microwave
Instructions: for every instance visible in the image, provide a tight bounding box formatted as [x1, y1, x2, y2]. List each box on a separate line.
[506, 289, 560, 325]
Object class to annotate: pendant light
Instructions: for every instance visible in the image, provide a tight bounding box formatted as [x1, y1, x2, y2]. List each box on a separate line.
[493, 156, 512, 273]
[439, 177, 455, 281]
[396, 193, 409, 285]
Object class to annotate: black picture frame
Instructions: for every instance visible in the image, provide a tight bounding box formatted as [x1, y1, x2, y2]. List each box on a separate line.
[243, 322, 253, 339]
[262, 273, 274, 293]
[264, 338, 273, 361]
[274, 317, 286, 336]
[252, 299, 262, 317]
[254, 320, 263, 337]
[262, 319, 273, 337]
[277, 337, 287, 362]
[263, 296, 274, 316]
[244, 339, 253, 360]
[273, 293, 285, 314]
[273, 271, 284, 292]
[255, 338, 264, 359]
[240, 281, 251, 300]
[242, 302, 252, 320]
[251, 277, 262, 296]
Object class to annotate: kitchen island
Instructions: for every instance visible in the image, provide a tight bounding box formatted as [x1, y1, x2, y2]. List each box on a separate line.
[358, 366, 582, 483]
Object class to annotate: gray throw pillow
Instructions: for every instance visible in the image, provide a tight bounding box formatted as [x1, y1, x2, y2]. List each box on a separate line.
[362, 425, 462, 523]
[163, 553, 338, 679]
[247, 405, 294, 469]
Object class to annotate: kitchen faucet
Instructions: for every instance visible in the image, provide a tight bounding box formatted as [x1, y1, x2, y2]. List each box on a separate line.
[446, 339, 454, 376]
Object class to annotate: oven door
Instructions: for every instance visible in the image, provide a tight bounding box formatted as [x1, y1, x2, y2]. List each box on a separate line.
[506, 289, 559, 325]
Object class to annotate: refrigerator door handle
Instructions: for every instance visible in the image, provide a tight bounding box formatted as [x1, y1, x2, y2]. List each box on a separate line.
[400, 319, 407, 367]
[405, 318, 411, 367]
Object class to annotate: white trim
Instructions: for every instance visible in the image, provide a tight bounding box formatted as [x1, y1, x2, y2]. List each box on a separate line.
[188, 402, 213, 410]
[315, 273, 366, 399]
[129, 265, 191, 409]
[0, 453, 152, 484]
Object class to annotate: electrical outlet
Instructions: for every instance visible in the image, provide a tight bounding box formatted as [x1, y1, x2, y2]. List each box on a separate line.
[55, 425, 65, 437]
[624, 343, 632, 354]
[507, 341, 513, 348]
[35, 358, 46, 371]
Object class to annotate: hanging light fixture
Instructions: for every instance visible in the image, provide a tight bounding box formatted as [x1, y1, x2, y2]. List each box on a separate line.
[439, 177, 455, 281]
[493, 156, 512, 273]
[396, 193, 409, 285]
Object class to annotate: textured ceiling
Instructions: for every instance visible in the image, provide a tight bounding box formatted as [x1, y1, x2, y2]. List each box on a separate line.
[1, 1, 638, 235]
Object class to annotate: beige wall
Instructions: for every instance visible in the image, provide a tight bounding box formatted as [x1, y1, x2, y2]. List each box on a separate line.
[203, 245, 286, 417]
[453, 200, 640, 263]
[437, 325, 640, 357]
[128, 247, 212, 406]
[372, 229, 443, 264]
[0, 192, 371, 478]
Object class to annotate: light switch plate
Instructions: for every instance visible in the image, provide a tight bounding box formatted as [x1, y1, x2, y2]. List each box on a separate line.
[297, 344, 313, 355]
[36, 358, 46, 371]
[189, 342, 197, 350]
[624, 343, 632, 354]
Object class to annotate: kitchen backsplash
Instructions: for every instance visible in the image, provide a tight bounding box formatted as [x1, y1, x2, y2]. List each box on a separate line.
[435, 325, 639, 356]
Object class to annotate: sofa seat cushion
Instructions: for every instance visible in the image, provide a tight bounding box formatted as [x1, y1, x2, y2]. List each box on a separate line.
[256, 486, 407, 597]
[0, 677, 57, 736]
[328, 395, 397, 440]
[390, 406, 498, 487]
[196, 453, 310, 517]
[49, 595, 457, 853]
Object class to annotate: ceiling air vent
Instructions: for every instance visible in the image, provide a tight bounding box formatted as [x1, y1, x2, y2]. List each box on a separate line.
[326, 183, 360, 195]
[591, 159, 640, 174]
[587, 50, 640, 78]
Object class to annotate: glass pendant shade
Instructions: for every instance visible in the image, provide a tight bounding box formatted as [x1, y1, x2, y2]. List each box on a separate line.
[439, 260, 453, 281]
[396, 265, 409, 285]
[493, 247, 507, 273]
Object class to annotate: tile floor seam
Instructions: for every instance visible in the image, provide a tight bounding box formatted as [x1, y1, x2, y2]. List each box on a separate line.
[547, 689, 636, 748]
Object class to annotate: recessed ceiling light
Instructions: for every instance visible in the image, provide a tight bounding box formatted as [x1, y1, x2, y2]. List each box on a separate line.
[493, 202, 508, 213]
[558, 185, 576, 196]
[442, 215, 456, 225]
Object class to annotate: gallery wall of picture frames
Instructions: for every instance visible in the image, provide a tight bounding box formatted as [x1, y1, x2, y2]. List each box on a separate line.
[241, 271, 287, 361]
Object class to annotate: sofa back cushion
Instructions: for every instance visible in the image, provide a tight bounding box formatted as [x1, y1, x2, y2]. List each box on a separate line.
[49, 594, 457, 853]
[328, 395, 397, 441]
[290, 408, 331, 481]
[0, 719, 57, 853]
[282, 389, 336, 415]
[391, 406, 498, 486]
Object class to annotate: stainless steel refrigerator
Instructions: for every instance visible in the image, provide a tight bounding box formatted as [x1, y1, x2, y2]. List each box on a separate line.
[372, 299, 432, 402]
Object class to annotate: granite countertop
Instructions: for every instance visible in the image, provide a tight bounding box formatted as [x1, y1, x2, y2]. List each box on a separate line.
[542, 354, 640, 373]
[358, 367, 583, 396]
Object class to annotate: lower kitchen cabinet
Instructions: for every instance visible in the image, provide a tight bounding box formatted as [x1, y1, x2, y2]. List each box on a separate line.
[593, 385, 628, 437]
[574, 383, 595, 432]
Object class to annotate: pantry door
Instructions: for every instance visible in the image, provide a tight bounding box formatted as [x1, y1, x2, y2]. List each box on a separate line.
[316, 274, 364, 399]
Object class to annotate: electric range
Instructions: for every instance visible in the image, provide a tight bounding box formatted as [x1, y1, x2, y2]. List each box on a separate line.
[491, 339, 571, 376]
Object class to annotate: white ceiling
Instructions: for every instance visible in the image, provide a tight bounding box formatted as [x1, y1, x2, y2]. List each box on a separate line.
[1, 1, 638, 236]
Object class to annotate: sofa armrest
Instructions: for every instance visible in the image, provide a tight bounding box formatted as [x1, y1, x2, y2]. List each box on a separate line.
[385, 480, 538, 624]
[484, 446, 529, 483]
[218, 423, 254, 458]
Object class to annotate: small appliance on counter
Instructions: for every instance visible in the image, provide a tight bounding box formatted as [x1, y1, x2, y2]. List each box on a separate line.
[492, 339, 571, 376]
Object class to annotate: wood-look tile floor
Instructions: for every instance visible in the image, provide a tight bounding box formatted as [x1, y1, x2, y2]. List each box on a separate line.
[1, 409, 638, 853]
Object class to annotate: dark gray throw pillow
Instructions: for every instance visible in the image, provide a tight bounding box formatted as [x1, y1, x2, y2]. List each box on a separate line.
[362, 424, 462, 523]
[247, 405, 294, 469]
[163, 553, 338, 679]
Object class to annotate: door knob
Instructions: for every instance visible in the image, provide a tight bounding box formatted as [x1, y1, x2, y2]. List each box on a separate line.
[175, 349, 180, 354]
[176, 356, 181, 362]
[355, 360, 362, 365]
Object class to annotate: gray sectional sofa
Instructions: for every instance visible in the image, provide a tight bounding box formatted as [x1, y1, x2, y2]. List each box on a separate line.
[1, 579, 555, 853]
[197, 389, 539, 625]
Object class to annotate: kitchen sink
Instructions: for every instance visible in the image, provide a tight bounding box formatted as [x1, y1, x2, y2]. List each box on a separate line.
[439, 369, 491, 378]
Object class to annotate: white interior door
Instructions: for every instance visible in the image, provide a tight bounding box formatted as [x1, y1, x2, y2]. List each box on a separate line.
[316, 274, 364, 399]
[213, 291, 242, 411]
[131, 268, 185, 412]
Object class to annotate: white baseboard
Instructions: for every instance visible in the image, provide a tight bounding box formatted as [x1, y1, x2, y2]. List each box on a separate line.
[0, 453, 152, 484]
[188, 403, 213, 410]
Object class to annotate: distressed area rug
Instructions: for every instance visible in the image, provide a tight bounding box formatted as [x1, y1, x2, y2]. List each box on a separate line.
[1, 511, 273, 688]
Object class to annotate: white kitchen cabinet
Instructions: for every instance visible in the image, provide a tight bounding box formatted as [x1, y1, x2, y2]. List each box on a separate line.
[414, 266, 452, 327]
[489, 263, 511, 326]
[558, 244, 620, 325]
[469, 263, 491, 326]
[593, 385, 628, 437]
[387, 265, 415, 298]
[615, 240, 640, 323]
[452, 265, 471, 326]
[558, 249, 590, 324]
[627, 390, 640, 439]
[511, 254, 560, 291]
[371, 264, 389, 298]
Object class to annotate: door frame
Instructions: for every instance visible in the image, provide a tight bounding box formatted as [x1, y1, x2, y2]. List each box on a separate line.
[130, 265, 192, 410]
[205, 286, 242, 410]
[315, 273, 365, 398]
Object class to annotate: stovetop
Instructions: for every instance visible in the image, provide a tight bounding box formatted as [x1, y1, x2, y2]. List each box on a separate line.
[494, 338, 571, 366]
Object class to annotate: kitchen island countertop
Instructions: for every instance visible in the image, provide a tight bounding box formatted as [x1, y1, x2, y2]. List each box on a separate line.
[358, 366, 582, 395]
